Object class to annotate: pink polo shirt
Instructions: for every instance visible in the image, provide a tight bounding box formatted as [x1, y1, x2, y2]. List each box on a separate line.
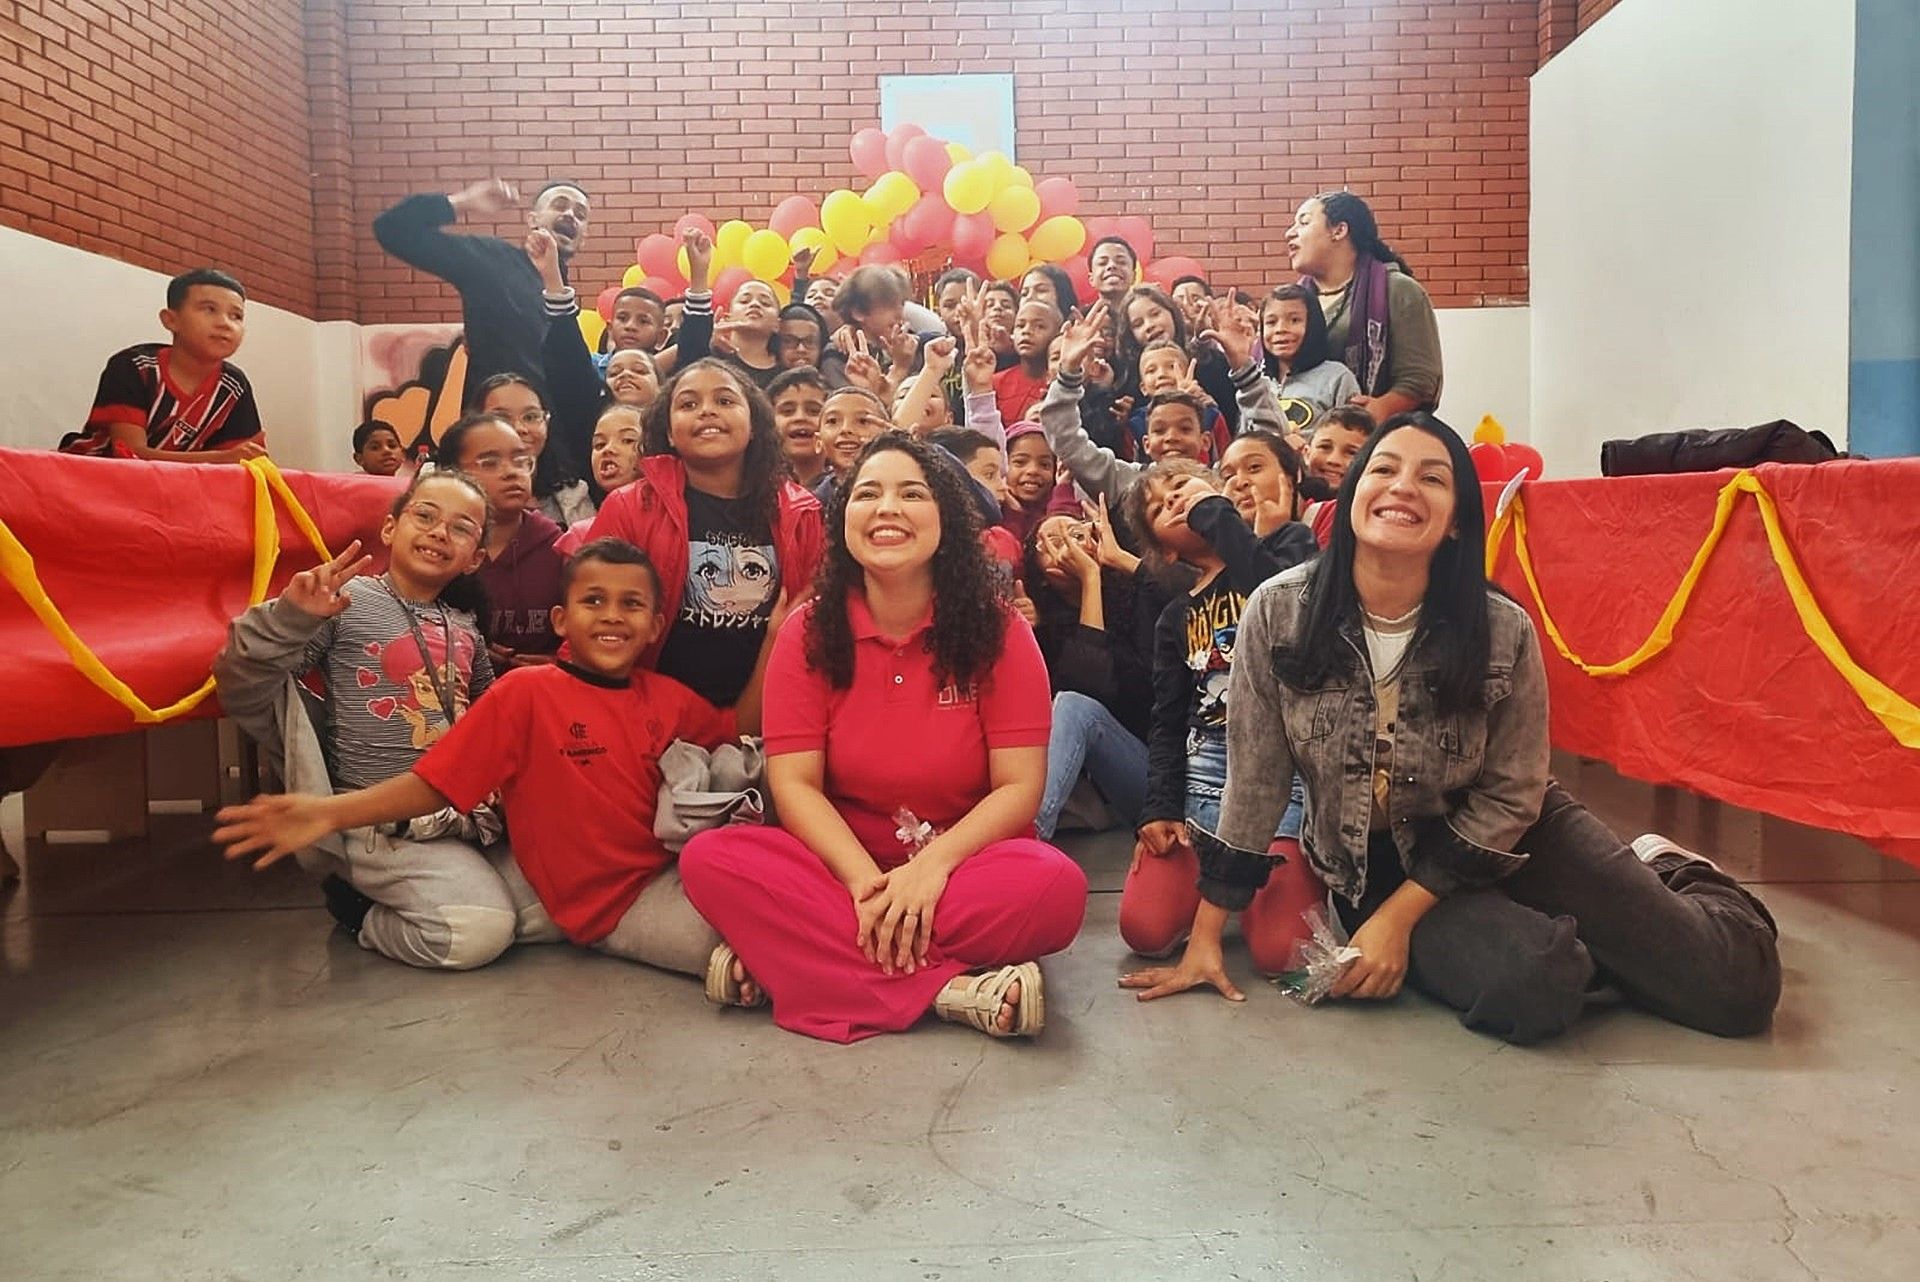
[763, 592, 1052, 860]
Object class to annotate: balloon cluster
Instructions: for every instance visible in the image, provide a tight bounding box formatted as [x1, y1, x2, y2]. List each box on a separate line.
[1466, 416, 1546, 483]
[581, 123, 1209, 346]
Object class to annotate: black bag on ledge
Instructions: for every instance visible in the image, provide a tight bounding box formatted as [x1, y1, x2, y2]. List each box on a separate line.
[1600, 421, 1849, 477]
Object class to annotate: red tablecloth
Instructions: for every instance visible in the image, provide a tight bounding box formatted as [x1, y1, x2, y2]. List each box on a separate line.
[1485, 459, 1920, 863]
[0, 449, 400, 744]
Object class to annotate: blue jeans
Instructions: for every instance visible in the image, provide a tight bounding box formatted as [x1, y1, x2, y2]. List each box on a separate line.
[1185, 726, 1303, 840]
[1037, 692, 1150, 839]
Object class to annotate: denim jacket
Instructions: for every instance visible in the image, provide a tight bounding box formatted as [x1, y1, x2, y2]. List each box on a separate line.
[1192, 562, 1551, 910]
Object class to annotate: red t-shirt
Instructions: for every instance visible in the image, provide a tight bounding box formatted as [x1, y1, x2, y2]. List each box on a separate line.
[414, 662, 733, 943]
[763, 593, 1052, 863]
[993, 365, 1051, 429]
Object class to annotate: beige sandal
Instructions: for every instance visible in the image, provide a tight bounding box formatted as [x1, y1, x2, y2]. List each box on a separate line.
[704, 944, 766, 1008]
[934, 962, 1044, 1038]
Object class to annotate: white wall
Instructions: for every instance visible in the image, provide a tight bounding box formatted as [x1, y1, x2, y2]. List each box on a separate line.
[1437, 305, 1530, 440]
[1529, 0, 1856, 477]
[0, 224, 358, 473]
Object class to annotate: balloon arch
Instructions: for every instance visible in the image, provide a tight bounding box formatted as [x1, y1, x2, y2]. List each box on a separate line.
[579, 122, 1208, 346]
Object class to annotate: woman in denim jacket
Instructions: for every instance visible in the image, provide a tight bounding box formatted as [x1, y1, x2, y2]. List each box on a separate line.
[1123, 414, 1782, 1045]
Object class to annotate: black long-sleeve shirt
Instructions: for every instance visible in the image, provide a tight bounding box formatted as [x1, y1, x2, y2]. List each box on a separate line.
[1031, 566, 1159, 742]
[373, 193, 567, 406]
[1141, 497, 1318, 824]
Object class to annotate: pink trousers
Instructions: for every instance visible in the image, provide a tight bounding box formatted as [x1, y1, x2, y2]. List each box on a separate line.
[1119, 837, 1325, 974]
[678, 827, 1089, 1044]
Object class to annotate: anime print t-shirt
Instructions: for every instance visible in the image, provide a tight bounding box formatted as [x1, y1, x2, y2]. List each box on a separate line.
[1184, 576, 1247, 753]
[302, 576, 493, 790]
[653, 487, 779, 708]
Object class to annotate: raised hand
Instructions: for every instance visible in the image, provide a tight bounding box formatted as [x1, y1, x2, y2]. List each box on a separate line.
[843, 332, 887, 393]
[1200, 295, 1261, 371]
[281, 540, 374, 619]
[1011, 577, 1038, 625]
[885, 322, 921, 372]
[524, 228, 562, 289]
[710, 319, 741, 358]
[1058, 300, 1110, 375]
[1085, 494, 1140, 573]
[451, 177, 517, 217]
[790, 242, 817, 277]
[920, 335, 958, 381]
[961, 314, 997, 393]
[682, 227, 714, 291]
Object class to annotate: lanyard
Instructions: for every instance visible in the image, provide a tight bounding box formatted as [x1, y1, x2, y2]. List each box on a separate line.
[381, 576, 461, 727]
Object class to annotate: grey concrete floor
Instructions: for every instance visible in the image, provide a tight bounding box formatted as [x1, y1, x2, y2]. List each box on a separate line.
[3, 754, 1918, 1281]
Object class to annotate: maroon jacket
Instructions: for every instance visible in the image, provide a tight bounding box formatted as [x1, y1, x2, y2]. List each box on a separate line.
[478, 509, 566, 655]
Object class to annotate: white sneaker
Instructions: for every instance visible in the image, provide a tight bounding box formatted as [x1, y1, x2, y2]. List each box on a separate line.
[1630, 833, 1722, 874]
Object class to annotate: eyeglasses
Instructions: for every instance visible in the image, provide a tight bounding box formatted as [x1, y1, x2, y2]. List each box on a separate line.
[503, 409, 550, 428]
[467, 451, 537, 477]
[401, 503, 483, 544]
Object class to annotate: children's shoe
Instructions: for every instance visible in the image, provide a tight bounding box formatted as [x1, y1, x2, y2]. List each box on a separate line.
[1630, 833, 1722, 874]
[320, 874, 375, 936]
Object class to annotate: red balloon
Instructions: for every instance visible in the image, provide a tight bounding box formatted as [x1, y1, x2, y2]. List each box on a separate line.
[1467, 441, 1517, 484]
[673, 213, 716, 243]
[884, 122, 927, 173]
[1061, 253, 1092, 299]
[711, 266, 754, 312]
[1081, 216, 1116, 245]
[900, 192, 954, 246]
[950, 210, 996, 263]
[769, 195, 820, 239]
[1147, 254, 1207, 291]
[635, 232, 680, 281]
[1114, 215, 1154, 264]
[901, 134, 952, 190]
[1034, 176, 1079, 221]
[850, 128, 889, 180]
[639, 276, 676, 299]
[1504, 442, 1546, 480]
[860, 242, 904, 266]
[595, 285, 622, 322]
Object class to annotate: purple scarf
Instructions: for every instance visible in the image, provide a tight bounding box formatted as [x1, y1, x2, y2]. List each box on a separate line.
[1306, 255, 1391, 396]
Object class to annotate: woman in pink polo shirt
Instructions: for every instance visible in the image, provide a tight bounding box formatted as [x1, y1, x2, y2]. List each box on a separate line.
[679, 435, 1089, 1044]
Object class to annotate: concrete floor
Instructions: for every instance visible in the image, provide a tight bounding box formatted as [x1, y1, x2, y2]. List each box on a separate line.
[3, 754, 1918, 1281]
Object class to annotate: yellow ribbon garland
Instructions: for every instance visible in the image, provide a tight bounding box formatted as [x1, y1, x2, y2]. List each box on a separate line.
[1486, 469, 1920, 749]
[0, 457, 334, 724]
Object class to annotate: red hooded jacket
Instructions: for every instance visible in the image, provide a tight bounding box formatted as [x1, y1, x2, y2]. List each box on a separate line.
[587, 455, 826, 670]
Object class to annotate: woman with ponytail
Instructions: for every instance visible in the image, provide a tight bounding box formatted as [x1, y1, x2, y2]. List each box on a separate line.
[1287, 191, 1444, 421]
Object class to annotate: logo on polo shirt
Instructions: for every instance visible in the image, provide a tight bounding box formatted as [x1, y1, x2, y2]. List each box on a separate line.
[936, 681, 978, 708]
[561, 720, 608, 763]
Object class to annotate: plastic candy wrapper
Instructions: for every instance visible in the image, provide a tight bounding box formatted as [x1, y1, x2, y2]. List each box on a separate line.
[893, 807, 936, 855]
[1273, 906, 1363, 1006]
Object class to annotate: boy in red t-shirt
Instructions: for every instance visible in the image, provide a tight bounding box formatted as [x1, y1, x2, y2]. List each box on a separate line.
[214, 538, 753, 977]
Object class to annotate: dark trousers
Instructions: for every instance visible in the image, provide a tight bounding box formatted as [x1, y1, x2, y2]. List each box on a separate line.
[1336, 783, 1781, 1045]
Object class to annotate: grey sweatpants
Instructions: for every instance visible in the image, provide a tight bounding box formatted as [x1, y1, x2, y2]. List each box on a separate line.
[309, 830, 718, 975]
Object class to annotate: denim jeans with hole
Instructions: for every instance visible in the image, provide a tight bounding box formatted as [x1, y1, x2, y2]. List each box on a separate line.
[1036, 692, 1150, 840]
[1186, 726, 1303, 840]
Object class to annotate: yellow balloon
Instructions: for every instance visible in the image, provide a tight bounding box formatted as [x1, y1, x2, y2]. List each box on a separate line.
[863, 171, 920, 224]
[943, 162, 994, 215]
[821, 189, 872, 257]
[974, 151, 1012, 187]
[715, 219, 753, 266]
[788, 226, 838, 273]
[772, 280, 792, 306]
[1474, 414, 1508, 445]
[987, 185, 1040, 234]
[986, 231, 1030, 282]
[1027, 214, 1087, 263]
[1007, 164, 1034, 189]
[577, 310, 606, 350]
[945, 142, 973, 164]
[742, 228, 791, 280]
[621, 263, 647, 288]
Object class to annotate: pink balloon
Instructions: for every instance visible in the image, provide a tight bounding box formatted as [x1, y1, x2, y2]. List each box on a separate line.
[596, 286, 622, 322]
[1062, 253, 1092, 297]
[638, 276, 676, 299]
[635, 233, 680, 281]
[900, 193, 954, 246]
[1115, 216, 1154, 264]
[950, 211, 995, 263]
[1034, 176, 1079, 221]
[884, 122, 928, 173]
[850, 128, 889, 180]
[673, 213, 716, 243]
[889, 219, 927, 257]
[860, 242, 904, 266]
[769, 195, 820, 239]
[901, 134, 952, 190]
[712, 266, 754, 312]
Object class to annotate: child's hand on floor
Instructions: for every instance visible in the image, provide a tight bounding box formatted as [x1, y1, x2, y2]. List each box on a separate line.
[281, 541, 375, 619]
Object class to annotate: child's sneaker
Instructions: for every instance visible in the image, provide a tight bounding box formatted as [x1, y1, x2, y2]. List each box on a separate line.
[320, 874, 375, 935]
[1630, 833, 1722, 874]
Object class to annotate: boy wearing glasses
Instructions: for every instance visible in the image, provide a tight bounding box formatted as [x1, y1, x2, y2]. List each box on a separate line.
[212, 470, 522, 969]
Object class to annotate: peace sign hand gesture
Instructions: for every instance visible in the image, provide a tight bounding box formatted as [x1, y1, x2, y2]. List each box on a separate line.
[281, 540, 375, 620]
[1058, 300, 1111, 376]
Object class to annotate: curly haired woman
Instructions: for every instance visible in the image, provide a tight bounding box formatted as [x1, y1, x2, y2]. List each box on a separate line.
[678, 435, 1088, 1044]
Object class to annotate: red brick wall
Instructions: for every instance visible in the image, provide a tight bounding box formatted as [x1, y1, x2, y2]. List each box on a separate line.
[347, 0, 1537, 322]
[2, 0, 1542, 323]
[0, 0, 319, 314]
